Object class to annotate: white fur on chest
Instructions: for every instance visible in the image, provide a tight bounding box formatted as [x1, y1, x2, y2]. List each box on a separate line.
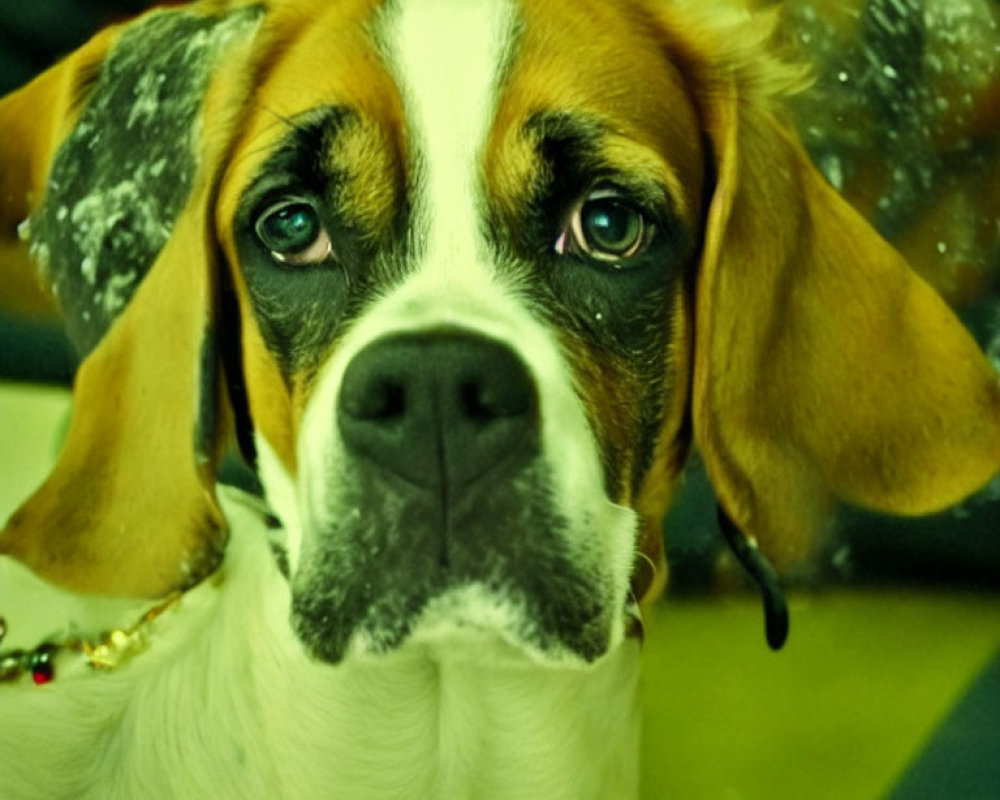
[0, 489, 641, 800]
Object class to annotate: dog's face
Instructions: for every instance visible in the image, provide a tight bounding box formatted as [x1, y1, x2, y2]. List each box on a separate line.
[3, 0, 1000, 666]
[217, 0, 704, 663]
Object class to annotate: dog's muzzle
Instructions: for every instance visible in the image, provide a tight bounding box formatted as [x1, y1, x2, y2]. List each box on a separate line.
[291, 330, 619, 665]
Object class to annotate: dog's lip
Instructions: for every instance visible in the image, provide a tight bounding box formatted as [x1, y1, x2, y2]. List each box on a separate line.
[292, 575, 616, 667]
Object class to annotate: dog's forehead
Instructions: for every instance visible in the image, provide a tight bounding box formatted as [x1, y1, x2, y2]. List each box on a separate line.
[489, 0, 704, 207]
[223, 0, 702, 212]
[220, 0, 404, 198]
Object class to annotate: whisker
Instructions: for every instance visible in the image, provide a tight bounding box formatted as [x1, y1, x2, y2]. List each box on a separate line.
[257, 102, 308, 134]
[634, 548, 657, 578]
[227, 140, 279, 171]
[223, 104, 308, 173]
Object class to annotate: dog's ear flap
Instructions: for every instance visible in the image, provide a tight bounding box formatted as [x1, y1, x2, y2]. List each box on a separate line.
[1, 191, 226, 597]
[0, 5, 264, 597]
[691, 79, 1000, 569]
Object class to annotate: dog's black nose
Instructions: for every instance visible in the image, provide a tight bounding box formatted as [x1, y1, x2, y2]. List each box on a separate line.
[338, 332, 538, 489]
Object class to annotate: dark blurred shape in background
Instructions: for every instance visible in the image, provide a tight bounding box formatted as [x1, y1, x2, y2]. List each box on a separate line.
[0, 1, 153, 96]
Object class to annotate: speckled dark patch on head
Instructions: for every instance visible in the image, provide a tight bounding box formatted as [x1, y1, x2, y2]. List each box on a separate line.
[29, 6, 262, 355]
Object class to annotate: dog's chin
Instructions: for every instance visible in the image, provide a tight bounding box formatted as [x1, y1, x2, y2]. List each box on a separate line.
[290, 581, 617, 669]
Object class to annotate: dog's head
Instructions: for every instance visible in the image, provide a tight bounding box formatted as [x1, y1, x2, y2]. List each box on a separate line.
[3, 0, 999, 665]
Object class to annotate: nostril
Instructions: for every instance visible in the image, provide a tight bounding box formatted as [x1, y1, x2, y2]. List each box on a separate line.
[459, 373, 533, 421]
[341, 375, 407, 421]
[371, 381, 406, 420]
[460, 380, 500, 421]
[460, 381, 486, 421]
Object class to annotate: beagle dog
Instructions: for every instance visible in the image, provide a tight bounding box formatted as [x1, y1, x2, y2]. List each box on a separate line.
[2, 0, 999, 797]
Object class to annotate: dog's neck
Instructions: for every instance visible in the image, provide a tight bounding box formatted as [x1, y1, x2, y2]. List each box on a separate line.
[256, 629, 642, 799]
[0, 489, 642, 800]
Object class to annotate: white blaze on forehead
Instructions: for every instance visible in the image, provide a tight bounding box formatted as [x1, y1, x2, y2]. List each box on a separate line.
[381, 0, 516, 278]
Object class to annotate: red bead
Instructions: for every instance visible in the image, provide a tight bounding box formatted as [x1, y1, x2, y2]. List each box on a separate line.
[29, 648, 55, 685]
[31, 667, 54, 685]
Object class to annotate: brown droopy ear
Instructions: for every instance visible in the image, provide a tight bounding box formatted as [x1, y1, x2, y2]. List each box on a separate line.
[0, 4, 263, 596]
[688, 62, 1000, 570]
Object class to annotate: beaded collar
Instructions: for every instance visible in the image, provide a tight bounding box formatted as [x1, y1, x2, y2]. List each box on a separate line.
[0, 592, 181, 685]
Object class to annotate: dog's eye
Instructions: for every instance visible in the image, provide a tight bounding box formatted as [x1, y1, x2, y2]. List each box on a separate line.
[556, 188, 653, 264]
[255, 199, 332, 265]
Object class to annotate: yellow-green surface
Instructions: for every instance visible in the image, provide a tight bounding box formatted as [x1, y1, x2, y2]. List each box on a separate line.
[3, 382, 999, 799]
[0, 381, 71, 515]
[641, 593, 1000, 799]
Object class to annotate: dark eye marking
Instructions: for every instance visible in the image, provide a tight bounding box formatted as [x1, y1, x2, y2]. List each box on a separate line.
[233, 105, 386, 377]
